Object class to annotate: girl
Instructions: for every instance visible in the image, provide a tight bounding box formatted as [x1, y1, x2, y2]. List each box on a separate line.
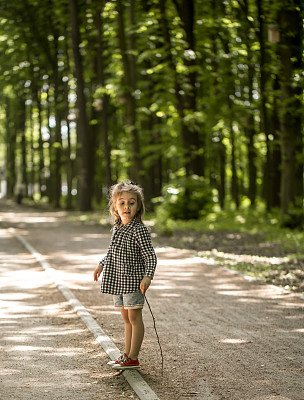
[93, 181, 157, 370]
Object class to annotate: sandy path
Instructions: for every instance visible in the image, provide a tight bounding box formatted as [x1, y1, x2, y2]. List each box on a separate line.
[0, 201, 303, 400]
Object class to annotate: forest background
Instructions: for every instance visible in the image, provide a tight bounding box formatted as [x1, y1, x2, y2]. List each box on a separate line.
[0, 0, 303, 234]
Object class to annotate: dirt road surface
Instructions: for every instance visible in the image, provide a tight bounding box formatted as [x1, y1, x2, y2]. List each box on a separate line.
[0, 200, 303, 400]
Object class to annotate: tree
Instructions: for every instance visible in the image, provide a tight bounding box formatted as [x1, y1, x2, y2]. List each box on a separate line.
[69, 0, 92, 211]
[277, 1, 303, 222]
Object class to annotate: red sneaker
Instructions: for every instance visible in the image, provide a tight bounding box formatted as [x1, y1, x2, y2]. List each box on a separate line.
[112, 357, 140, 370]
[107, 353, 128, 366]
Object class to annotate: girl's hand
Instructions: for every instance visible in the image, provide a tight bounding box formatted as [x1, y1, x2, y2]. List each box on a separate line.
[93, 265, 103, 281]
[140, 276, 152, 294]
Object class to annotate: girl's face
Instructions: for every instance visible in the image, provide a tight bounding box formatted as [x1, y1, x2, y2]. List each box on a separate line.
[115, 191, 138, 225]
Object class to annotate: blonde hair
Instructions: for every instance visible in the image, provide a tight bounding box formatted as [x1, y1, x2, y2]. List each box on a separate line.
[108, 181, 145, 225]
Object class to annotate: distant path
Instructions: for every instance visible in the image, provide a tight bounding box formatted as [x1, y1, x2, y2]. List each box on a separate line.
[1, 200, 303, 399]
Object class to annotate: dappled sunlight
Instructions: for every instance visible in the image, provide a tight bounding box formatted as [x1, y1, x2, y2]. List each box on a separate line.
[236, 298, 265, 303]
[219, 338, 252, 344]
[0, 210, 67, 225]
[151, 284, 180, 290]
[198, 249, 289, 265]
[156, 257, 204, 266]
[0, 229, 11, 238]
[160, 293, 181, 297]
[72, 233, 110, 240]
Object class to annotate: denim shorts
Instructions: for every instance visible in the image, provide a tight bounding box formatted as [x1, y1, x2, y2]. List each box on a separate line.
[113, 290, 145, 310]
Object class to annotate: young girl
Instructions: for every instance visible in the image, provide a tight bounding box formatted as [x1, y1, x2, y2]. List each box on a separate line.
[93, 181, 157, 370]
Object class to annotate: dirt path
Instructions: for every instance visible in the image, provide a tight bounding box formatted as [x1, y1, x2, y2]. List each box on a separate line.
[1, 200, 303, 400]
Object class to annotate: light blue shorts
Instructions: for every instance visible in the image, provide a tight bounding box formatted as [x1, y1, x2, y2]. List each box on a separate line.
[113, 290, 145, 310]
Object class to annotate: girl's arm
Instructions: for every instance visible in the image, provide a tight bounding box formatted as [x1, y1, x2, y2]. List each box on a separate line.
[140, 276, 152, 294]
[94, 226, 116, 281]
[135, 224, 157, 279]
[93, 263, 103, 281]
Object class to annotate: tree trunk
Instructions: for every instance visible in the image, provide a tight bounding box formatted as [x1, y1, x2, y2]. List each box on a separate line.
[230, 124, 239, 209]
[116, 0, 142, 184]
[278, 2, 303, 219]
[95, 2, 113, 189]
[19, 95, 28, 196]
[256, 0, 273, 210]
[69, 0, 92, 211]
[52, 34, 62, 208]
[5, 99, 17, 197]
[63, 27, 73, 210]
[218, 136, 226, 209]
[172, 0, 204, 176]
[64, 76, 73, 210]
[269, 76, 281, 208]
[46, 85, 55, 203]
[160, 0, 203, 177]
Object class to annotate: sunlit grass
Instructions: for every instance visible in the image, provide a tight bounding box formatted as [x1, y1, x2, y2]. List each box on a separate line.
[154, 205, 304, 292]
[169, 207, 304, 255]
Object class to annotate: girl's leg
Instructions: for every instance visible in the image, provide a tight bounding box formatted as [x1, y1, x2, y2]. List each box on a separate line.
[120, 309, 131, 356]
[128, 308, 144, 360]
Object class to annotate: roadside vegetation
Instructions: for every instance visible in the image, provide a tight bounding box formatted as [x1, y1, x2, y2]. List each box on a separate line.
[153, 203, 304, 293]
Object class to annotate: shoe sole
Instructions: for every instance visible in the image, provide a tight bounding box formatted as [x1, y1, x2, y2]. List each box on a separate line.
[112, 364, 140, 370]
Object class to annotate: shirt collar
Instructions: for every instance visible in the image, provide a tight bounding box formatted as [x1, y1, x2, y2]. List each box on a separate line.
[114, 218, 137, 231]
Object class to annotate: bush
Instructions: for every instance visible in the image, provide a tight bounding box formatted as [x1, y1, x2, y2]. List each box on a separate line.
[154, 175, 214, 223]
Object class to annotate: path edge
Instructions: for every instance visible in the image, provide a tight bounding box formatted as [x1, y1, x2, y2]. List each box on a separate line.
[9, 227, 161, 400]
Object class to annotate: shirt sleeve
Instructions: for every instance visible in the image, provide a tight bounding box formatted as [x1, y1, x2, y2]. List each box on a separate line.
[99, 226, 116, 266]
[134, 224, 157, 278]
[99, 255, 107, 266]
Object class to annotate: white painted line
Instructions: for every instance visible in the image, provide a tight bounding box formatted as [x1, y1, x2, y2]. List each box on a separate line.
[9, 228, 161, 400]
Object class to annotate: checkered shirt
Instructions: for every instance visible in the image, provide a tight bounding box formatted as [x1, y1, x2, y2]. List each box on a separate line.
[99, 219, 157, 295]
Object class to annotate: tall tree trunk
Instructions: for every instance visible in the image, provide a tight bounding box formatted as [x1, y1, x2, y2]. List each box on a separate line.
[244, 60, 257, 206]
[52, 34, 63, 208]
[240, 0, 257, 206]
[278, 2, 303, 220]
[230, 125, 239, 209]
[172, 0, 203, 176]
[269, 77, 281, 208]
[64, 77, 73, 210]
[28, 102, 35, 198]
[19, 95, 28, 196]
[229, 98, 239, 208]
[46, 85, 55, 202]
[256, 0, 272, 210]
[36, 88, 44, 198]
[5, 99, 17, 197]
[63, 27, 73, 210]
[218, 135, 226, 209]
[95, 2, 113, 189]
[116, 0, 142, 184]
[160, 0, 203, 177]
[33, 83, 45, 199]
[69, 0, 92, 211]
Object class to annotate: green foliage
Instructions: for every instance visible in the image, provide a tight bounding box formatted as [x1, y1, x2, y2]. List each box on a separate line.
[154, 174, 214, 223]
[0, 0, 303, 219]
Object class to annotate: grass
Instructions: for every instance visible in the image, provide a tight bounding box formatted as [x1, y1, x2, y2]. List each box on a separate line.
[153, 205, 304, 293]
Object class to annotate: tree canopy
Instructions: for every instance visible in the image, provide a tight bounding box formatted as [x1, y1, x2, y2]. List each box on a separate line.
[0, 0, 303, 226]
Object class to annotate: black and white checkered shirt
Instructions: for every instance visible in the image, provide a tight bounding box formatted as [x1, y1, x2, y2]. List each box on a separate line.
[99, 219, 157, 295]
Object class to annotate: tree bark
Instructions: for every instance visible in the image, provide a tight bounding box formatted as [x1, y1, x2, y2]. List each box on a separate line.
[95, 2, 113, 189]
[159, 0, 203, 177]
[52, 34, 63, 208]
[278, 2, 303, 218]
[5, 99, 17, 197]
[19, 95, 28, 196]
[69, 0, 92, 211]
[116, 0, 142, 184]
